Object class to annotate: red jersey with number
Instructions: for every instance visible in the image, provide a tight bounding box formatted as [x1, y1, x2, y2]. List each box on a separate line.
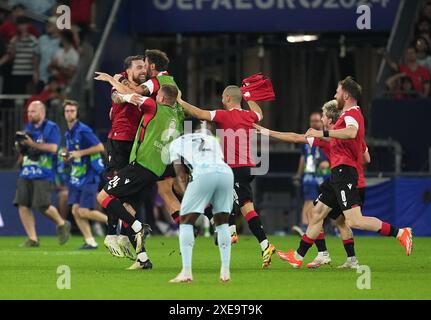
[330, 106, 365, 171]
[312, 133, 367, 188]
[312, 137, 367, 189]
[108, 88, 143, 142]
[210, 108, 261, 168]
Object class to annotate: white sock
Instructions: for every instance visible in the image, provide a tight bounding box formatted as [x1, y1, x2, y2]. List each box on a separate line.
[85, 237, 97, 247]
[179, 224, 195, 275]
[220, 266, 230, 280]
[131, 220, 142, 233]
[396, 229, 403, 238]
[260, 239, 269, 251]
[216, 224, 231, 271]
[182, 267, 192, 278]
[137, 251, 148, 262]
[319, 251, 329, 256]
[229, 224, 237, 236]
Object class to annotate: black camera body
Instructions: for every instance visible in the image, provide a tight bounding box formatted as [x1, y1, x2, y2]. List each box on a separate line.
[15, 131, 43, 161]
[15, 131, 29, 143]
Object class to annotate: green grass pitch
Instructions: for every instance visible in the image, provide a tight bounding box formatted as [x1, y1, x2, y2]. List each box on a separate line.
[0, 235, 430, 300]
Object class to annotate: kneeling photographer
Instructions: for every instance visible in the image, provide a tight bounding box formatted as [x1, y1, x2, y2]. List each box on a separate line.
[13, 101, 71, 247]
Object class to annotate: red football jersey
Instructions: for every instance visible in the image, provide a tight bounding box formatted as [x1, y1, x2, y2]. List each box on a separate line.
[108, 89, 143, 142]
[312, 138, 331, 159]
[312, 137, 367, 189]
[210, 108, 261, 168]
[141, 71, 169, 100]
[330, 106, 365, 170]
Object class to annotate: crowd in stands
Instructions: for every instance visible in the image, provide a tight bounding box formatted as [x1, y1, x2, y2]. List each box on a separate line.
[382, 0, 431, 99]
[0, 1, 96, 106]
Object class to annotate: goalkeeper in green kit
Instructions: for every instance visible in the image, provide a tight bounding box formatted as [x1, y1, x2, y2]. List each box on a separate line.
[97, 84, 183, 270]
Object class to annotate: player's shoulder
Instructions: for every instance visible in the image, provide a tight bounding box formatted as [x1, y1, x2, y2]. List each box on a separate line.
[344, 106, 363, 118]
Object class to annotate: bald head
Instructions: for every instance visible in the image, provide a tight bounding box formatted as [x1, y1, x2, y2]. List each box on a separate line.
[222, 85, 243, 109]
[27, 101, 46, 125]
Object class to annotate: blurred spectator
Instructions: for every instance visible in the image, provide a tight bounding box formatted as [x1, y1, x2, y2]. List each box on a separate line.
[23, 77, 64, 123]
[49, 30, 79, 86]
[386, 73, 421, 99]
[415, 19, 431, 48]
[0, 4, 39, 43]
[8, 0, 56, 16]
[7, 17, 38, 94]
[35, 16, 60, 87]
[70, 0, 97, 41]
[415, 37, 431, 73]
[383, 47, 430, 97]
[421, 1, 431, 23]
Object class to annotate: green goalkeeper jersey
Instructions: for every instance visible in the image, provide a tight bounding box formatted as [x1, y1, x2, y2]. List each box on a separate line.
[129, 97, 183, 177]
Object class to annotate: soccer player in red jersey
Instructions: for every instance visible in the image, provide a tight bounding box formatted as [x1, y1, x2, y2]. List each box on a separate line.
[95, 50, 184, 230]
[177, 85, 277, 269]
[255, 100, 369, 269]
[95, 55, 147, 259]
[274, 77, 413, 268]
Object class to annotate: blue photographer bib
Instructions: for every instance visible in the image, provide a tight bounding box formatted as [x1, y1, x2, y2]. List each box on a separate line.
[20, 120, 61, 181]
[65, 121, 104, 188]
[302, 144, 328, 186]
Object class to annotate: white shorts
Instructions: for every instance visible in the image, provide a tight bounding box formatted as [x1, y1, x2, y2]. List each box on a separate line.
[180, 171, 234, 216]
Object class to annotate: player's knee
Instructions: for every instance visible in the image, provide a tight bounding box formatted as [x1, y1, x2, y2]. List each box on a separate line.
[97, 191, 107, 206]
[345, 216, 360, 229]
[309, 206, 323, 224]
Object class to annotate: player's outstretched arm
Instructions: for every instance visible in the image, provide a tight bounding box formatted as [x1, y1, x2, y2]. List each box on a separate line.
[305, 125, 358, 140]
[95, 72, 135, 94]
[177, 95, 212, 121]
[113, 74, 150, 96]
[363, 148, 371, 164]
[253, 124, 307, 144]
[247, 101, 264, 121]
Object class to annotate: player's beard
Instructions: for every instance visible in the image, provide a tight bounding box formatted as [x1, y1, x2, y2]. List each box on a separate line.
[336, 97, 345, 110]
[133, 74, 147, 85]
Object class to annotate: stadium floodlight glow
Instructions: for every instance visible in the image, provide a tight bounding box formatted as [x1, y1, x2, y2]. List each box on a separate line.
[286, 34, 319, 43]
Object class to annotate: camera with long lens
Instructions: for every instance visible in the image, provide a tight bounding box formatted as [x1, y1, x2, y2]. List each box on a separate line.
[14, 131, 43, 161]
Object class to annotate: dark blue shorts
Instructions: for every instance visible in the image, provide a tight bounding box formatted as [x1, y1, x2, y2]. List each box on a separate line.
[303, 183, 319, 201]
[68, 183, 99, 209]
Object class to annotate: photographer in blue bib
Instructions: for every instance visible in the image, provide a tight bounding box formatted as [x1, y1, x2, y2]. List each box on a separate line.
[63, 100, 107, 249]
[291, 112, 330, 237]
[13, 101, 71, 247]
